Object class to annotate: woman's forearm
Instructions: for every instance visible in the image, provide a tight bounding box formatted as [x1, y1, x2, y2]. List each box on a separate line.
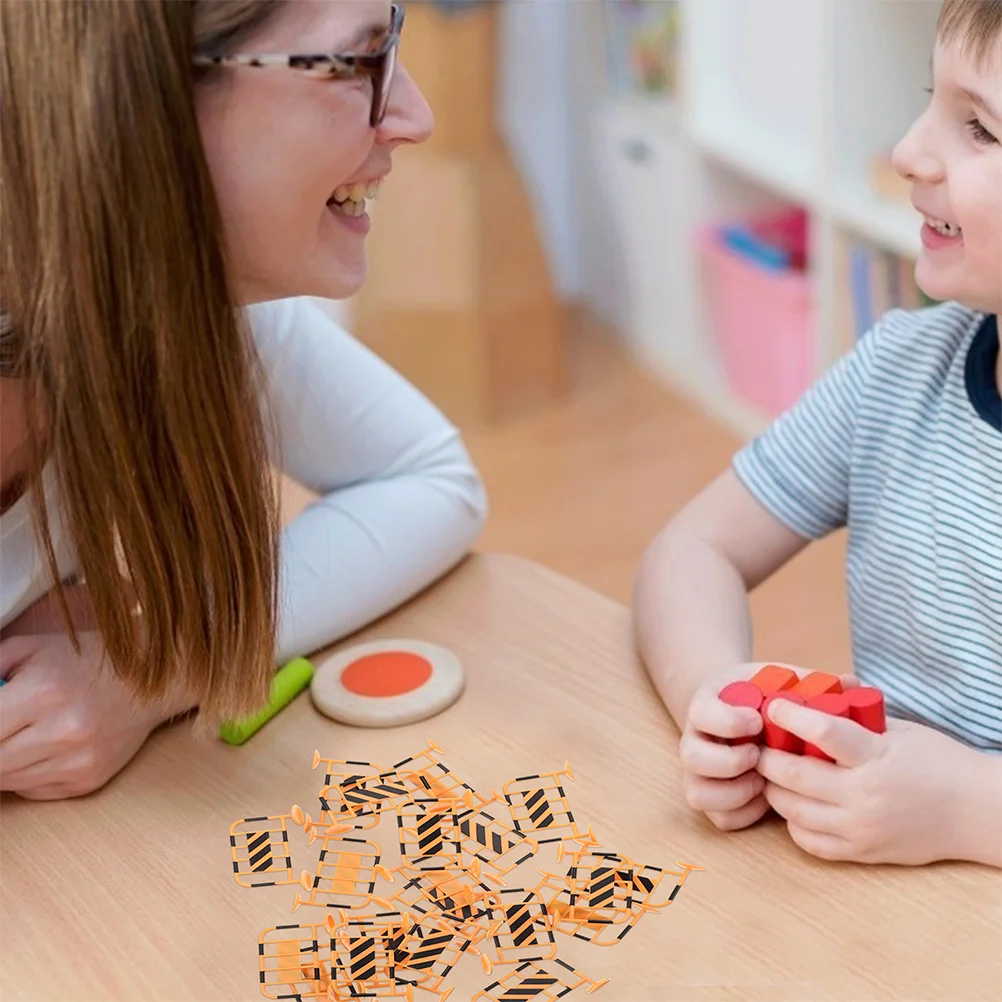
[633, 525, 754, 729]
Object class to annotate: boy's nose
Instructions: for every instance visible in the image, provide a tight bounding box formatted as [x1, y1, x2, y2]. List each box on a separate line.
[891, 117, 945, 186]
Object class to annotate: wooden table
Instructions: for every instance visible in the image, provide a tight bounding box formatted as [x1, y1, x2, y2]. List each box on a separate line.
[2, 554, 998, 1001]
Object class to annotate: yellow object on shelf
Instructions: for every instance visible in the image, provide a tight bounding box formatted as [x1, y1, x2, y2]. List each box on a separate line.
[869, 151, 911, 206]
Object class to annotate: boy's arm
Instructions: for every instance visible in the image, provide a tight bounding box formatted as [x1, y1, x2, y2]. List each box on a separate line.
[636, 313, 894, 730]
[633, 468, 810, 728]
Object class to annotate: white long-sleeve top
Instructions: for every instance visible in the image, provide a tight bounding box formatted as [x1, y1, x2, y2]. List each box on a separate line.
[0, 297, 488, 661]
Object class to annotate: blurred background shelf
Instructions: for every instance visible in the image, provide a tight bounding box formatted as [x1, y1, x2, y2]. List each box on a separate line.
[564, 0, 940, 436]
[336, 1, 939, 441]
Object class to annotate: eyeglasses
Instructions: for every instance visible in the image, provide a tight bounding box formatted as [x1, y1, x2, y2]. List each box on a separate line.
[193, 4, 404, 127]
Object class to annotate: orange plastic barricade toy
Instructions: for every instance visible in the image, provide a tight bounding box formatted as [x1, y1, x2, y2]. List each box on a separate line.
[472, 958, 609, 1000]
[312, 751, 412, 830]
[247, 742, 704, 999]
[326, 910, 414, 1001]
[502, 764, 599, 850]
[535, 850, 705, 946]
[231, 814, 297, 889]
[388, 864, 501, 931]
[394, 912, 490, 999]
[293, 835, 393, 913]
[479, 888, 557, 967]
[396, 799, 465, 869]
[259, 921, 338, 999]
[452, 795, 539, 884]
[392, 740, 487, 812]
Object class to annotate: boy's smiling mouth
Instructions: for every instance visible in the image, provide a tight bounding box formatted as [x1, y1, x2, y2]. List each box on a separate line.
[923, 215, 962, 238]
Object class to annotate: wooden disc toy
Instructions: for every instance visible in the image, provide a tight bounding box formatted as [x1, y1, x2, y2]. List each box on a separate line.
[310, 639, 465, 728]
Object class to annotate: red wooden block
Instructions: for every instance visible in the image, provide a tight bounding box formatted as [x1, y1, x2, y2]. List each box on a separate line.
[718, 680, 764, 745]
[761, 692, 806, 753]
[803, 692, 850, 761]
[749, 664, 799, 696]
[793, 671, 843, 700]
[845, 686, 886, 733]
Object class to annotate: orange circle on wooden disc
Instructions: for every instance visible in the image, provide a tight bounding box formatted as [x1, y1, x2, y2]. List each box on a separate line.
[340, 651, 433, 698]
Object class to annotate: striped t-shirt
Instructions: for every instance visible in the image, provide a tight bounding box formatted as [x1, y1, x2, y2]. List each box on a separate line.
[733, 303, 1001, 752]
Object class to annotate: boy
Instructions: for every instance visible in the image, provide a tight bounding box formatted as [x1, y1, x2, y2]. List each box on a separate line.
[633, 0, 1001, 867]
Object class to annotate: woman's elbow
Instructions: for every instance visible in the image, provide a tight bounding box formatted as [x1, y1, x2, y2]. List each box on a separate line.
[456, 461, 489, 548]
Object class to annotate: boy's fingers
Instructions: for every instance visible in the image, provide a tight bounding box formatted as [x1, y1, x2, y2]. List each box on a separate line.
[689, 687, 761, 741]
[683, 769, 764, 814]
[679, 728, 759, 779]
[765, 698, 879, 768]
[706, 792, 770, 832]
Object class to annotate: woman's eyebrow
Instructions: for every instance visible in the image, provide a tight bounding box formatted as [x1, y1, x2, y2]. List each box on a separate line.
[335, 19, 388, 52]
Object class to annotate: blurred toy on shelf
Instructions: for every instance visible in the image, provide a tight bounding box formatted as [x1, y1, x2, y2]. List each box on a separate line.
[602, 0, 681, 99]
[869, 150, 912, 207]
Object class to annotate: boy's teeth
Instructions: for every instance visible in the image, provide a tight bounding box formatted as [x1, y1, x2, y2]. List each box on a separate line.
[925, 216, 961, 237]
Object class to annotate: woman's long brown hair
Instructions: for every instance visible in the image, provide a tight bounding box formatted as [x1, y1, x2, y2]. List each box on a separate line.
[0, 0, 285, 727]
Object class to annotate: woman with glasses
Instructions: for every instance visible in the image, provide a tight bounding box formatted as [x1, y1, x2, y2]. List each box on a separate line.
[0, 0, 486, 800]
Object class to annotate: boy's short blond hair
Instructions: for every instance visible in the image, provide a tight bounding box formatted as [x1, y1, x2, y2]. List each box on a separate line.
[938, 0, 1002, 66]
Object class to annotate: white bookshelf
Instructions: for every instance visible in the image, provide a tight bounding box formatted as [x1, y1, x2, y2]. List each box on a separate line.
[584, 0, 942, 439]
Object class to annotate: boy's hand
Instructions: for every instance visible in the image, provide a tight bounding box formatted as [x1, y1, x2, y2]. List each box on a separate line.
[678, 662, 782, 831]
[757, 699, 977, 864]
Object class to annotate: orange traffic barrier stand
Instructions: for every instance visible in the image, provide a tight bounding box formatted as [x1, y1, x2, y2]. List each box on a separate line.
[472, 958, 610, 1001]
[326, 909, 414, 1001]
[312, 751, 413, 828]
[394, 911, 488, 998]
[392, 740, 488, 812]
[479, 887, 557, 967]
[238, 741, 704, 999]
[258, 921, 338, 999]
[292, 834, 394, 914]
[388, 864, 502, 931]
[452, 793, 539, 884]
[230, 814, 298, 889]
[396, 798, 466, 869]
[502, 764, 600, 851]
[534, 850, 706, 946]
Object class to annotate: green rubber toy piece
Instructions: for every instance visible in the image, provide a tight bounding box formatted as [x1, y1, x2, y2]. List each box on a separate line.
[219, 657, 315, 745]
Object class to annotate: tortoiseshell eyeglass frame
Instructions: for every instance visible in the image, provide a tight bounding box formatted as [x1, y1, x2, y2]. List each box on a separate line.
[192, 4, 404, 127]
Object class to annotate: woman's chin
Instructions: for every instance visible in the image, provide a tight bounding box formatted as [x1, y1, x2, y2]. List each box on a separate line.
[293, 259, 367, 304]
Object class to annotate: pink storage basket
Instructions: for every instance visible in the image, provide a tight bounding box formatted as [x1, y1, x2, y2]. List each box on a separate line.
[697, 213, 816, 418]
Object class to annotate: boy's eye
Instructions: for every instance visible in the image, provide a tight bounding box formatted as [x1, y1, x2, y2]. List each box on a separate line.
[967, 118, 999, 145]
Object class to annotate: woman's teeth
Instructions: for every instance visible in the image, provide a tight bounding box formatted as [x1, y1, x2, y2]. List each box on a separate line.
[925, 216, 961, 238]
[327, 179, 382, 217]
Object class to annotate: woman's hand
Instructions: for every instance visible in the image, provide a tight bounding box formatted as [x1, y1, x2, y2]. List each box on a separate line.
[757, 699, 982, 865]
[1, 578, 99, 638]
[0, 632, 167, 800]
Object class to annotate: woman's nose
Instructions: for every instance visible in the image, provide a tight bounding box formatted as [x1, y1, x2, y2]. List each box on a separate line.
[377, 65, 434, 146]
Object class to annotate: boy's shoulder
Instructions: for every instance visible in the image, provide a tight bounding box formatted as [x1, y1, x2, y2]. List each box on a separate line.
[861, 301, 985, 369]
